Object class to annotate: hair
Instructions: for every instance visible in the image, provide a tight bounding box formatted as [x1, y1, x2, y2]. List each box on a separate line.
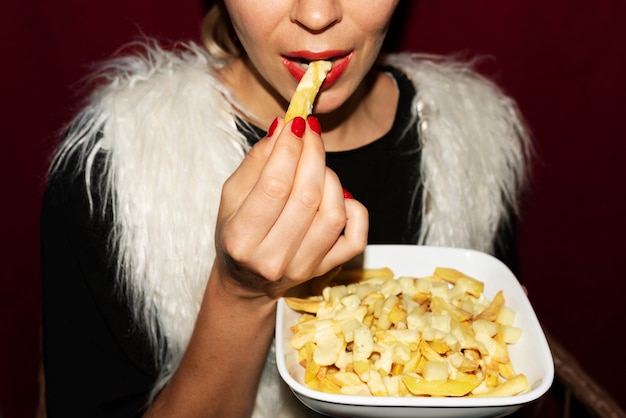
[201, 2, 242, 60]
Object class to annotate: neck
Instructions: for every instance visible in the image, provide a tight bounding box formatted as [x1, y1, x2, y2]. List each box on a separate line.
[318, 70, 398, 151]
[220, 60, 398, 151]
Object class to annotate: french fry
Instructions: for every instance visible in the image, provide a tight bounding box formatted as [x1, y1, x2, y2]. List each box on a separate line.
[471, 374, 529, 397]
[335, 267, 395, 284]
[285, 60, 332, 121]
[499, 360, 517, 381]
[284, 296, 324, 314]
[448, 352, 479, 373]
[309, 376, 343, 395]
[303, 341, 320, 383]
[419, 340, 444, 361]
[476, 290, 505, 321]
[327, 371, 369, 394]
[402, 374, 481, 397]
[433, 267, 465, 283]
[287, 267, 528, 398]
[483, 360, 501, 388]
[430, 296, 473, 322]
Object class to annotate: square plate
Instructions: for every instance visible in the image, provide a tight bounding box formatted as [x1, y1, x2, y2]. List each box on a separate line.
[276, 245, 554, 418]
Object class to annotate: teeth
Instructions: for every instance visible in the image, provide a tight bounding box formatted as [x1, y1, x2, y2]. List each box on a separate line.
[293, 57, 333, 70]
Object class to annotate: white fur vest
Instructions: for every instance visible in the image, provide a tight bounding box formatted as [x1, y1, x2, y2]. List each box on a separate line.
[52, 41, 530, 416]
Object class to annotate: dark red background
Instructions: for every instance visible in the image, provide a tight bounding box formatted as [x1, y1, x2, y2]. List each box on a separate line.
[2, 1, 625, 416]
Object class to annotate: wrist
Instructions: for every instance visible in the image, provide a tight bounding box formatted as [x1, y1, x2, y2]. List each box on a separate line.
[209, 262, 278, 310]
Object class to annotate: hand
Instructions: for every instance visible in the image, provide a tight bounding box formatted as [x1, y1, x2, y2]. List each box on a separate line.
[214, 116, 368, 299]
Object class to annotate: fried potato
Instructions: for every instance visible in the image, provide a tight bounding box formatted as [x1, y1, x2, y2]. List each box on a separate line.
[287, 267, 529, 398]
[285, 60, 332, 121]
[284, 296, 324, 314]
[402, 373, 482, 397]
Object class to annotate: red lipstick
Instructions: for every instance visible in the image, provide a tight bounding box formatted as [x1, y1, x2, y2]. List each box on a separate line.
[281, 51, 353, 89]
[323, 52, 352, 88]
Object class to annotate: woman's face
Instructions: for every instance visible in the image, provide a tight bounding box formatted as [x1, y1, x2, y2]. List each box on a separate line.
[223, 0, 399, 117]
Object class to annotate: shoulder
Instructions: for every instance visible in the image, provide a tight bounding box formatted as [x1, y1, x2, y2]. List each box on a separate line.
[382, 52, 500, 87]
[381, 52, 531, 154]
[48, 39, 247, 219]
[382, 52, 521, 113]
[86, 40, 233, 117]
[382, 53, 532, 252]
[51, 39, 246, 174]
[382, 52, 530, 148]
[54, 40, 235, 148]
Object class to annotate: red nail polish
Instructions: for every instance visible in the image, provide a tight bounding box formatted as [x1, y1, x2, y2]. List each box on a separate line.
[343, 188, 353, 199]
[266, 117, 279, 137]
[307, 115, 321, 135]
[291, 117, 306, 138]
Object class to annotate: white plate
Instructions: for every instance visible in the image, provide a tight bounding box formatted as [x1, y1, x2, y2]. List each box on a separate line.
[276, 245, 554, 418]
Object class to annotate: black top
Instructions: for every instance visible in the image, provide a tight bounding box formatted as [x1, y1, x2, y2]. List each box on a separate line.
[40, 66, 518, 417]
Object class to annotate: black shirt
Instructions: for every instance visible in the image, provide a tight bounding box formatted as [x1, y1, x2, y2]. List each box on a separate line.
[327, 67, 422, 244]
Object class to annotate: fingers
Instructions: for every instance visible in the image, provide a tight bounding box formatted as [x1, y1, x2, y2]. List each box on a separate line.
[320, 196, 369, 271]
[304, 189, 369, 278]
[222, 117, 305, 252]
[218, 115, 369, 293]
[257, 121, 327, 265]
[220, 117, 326, 272]
[287, 168, 367, 278]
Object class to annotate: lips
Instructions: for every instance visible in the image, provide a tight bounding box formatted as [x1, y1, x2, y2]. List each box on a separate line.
[281, 51, 353, 89]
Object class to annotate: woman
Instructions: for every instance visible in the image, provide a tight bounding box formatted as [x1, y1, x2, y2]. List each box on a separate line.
[41, 1, 531, 417]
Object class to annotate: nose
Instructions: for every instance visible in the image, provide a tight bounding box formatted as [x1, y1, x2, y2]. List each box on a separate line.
[291, 0, 342, 32]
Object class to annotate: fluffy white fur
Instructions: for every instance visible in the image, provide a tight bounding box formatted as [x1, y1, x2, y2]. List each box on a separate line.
[385, 54, 530, 252]
[51, 41, 529, 416]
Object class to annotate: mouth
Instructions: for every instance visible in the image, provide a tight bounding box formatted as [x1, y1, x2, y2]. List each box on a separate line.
[284, 50, 348, 66]
[282, 51, 353, 87]
[291, 57, 316, 68]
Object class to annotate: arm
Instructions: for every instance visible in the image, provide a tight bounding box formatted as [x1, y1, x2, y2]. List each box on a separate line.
[144, 116, 368, 417]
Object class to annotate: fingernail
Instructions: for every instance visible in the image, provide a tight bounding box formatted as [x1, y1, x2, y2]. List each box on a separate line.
[266, 117, 279, 137]
[307, 115, 321, 135]
[291, 117, 306, 138]
[343, 188, 353, 199]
